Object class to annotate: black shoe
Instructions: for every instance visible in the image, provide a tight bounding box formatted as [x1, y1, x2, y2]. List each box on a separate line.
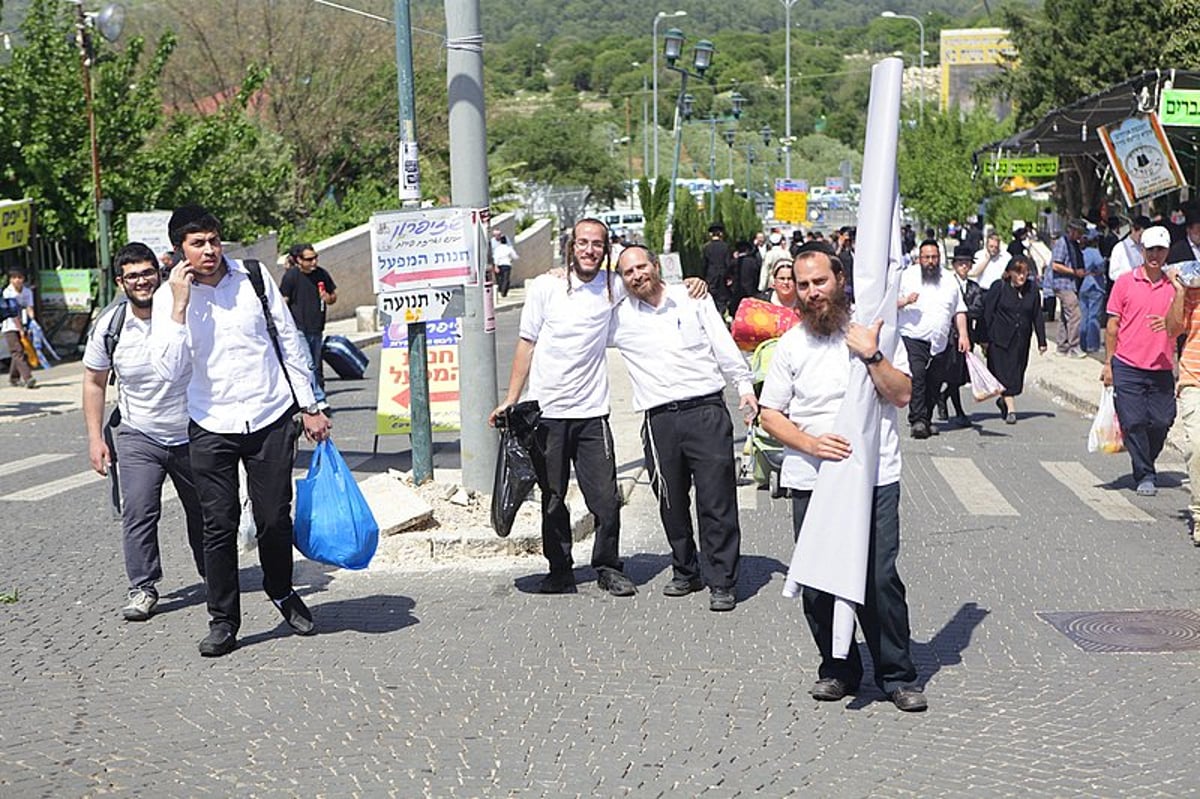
[911, 422, 930, 440]
[1005, 412, 1017, 425]
[995, 397, 1006, 416]
[709, 587, 736, 612]
[928, 423, 940, 436]
[273, 591, 316, 635]
[596, 568, 637, 597]
[662, 577, 703, 597]
[889, 687, 928, 712]
[198, 627, 237, 657]
[810, 677, 858, 701]
[952, 414, 970, 427]
[935, 400, 948, 421]
[538, 571, 577, 594]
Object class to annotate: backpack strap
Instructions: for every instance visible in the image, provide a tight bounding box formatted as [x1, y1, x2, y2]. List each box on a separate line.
[243, 258, 300, 406]
[102, 300, 128, 387]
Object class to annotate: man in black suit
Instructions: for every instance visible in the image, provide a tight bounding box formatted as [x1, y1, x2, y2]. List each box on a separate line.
[1168, 210, 1200, 265]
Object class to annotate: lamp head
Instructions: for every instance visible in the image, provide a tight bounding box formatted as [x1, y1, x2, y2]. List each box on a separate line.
[692, 39, 714, 74]
[760, 125, 773, 146]
[95, 4, 125, 43]
[681, 93, 694, 119]
[663, 28, 684, 66]
[730, 91, 744, 120]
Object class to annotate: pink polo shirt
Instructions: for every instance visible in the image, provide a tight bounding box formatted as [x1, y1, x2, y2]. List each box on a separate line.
[1106, 266, 1176, 371]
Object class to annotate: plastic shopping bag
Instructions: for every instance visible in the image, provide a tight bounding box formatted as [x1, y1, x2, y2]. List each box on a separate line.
[1087, 386, 1124, 454]
[237, 462, 257, 554]
[965, 351, 1005, 401]
[490, 400, 542, 538]
[294, 439, 379, 569]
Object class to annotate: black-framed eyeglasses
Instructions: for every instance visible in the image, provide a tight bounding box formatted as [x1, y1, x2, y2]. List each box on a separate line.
[118, 268, 158, 283]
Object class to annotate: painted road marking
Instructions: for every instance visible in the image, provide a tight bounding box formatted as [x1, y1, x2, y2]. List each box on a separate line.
[931, 457, 1020, 516]
[4, 470, 103, 501]
[1041, 461, 1153, 522]
[0, 453, 73, 479]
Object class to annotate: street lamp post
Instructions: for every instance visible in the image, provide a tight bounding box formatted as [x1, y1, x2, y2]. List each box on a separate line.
[881, 10, 924, 123]
[780, 0, 798, 179]
[652, 10, 687, 182]
[662, 30, 714, 253]
[72, 1, 125, 305]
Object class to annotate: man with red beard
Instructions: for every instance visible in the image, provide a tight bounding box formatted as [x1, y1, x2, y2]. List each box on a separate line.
[759, 249, 927, 712]
[609, 245, 756, 611]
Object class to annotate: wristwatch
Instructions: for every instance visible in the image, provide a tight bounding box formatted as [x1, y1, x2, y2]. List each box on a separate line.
[861, 350, 885, 365]
[301, 403, 321, 415]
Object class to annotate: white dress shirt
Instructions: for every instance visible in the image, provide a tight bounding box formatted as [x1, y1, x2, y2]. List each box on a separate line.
[1, 285, 33, 334]
[1108, 236, 1142, 282]
[759, 324, 910, 490]
[84, 304, 191, 446]
[518, 270, 624, 419]
[609, 283, 753, 412]
[897, 266, 967, 355]
[972, 250, 1011, 290]
[151, 257, 316, 434]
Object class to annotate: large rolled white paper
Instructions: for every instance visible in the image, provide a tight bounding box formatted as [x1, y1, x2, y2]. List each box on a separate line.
[782, 57, 904, 661]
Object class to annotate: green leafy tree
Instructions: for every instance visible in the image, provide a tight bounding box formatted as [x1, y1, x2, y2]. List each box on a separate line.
[490, 103, 625, 209]
[898, 106, 1007, 230]
[638, 176, 669, 253]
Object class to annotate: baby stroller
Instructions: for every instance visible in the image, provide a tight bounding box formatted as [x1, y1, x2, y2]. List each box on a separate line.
[741, 337, 787, 498]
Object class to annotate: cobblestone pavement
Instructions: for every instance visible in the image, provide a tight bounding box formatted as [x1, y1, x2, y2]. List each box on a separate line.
[4, 349, 1200, 797]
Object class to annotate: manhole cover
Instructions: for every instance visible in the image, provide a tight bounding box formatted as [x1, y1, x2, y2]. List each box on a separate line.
[1038, 610, 1200, 653]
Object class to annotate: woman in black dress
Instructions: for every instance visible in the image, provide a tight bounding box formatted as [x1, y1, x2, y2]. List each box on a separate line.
[982, 255, 1048, 424]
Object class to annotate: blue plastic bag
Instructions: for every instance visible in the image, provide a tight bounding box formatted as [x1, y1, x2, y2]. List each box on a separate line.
[294, 439, 379, 570]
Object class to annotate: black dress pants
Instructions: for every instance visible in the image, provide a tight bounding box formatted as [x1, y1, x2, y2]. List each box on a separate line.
[902, 336, 940, 426]
[641, 396, 741, 588]
[791, 482, 918, 694]
[188, 410, 300, 633]
[532, 417, 623, 576]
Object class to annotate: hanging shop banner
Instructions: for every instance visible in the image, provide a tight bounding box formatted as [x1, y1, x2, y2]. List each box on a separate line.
[980, 157, 1060, 178]
[369, 206, 475, 292]
[375, 315, 461, 435]
[1158, 88, 1200, 127]
[774, 179, 809, 224]
[1099, 113, 1187, 207]
[0, 198, 33, 251]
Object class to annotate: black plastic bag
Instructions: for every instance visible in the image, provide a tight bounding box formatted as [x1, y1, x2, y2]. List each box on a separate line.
[490, 401, 542, 537]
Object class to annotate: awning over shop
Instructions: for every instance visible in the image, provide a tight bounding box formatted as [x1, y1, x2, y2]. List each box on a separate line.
[977, 69, 1200, 160]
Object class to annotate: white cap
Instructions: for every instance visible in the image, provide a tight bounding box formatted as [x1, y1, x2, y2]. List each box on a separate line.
[769, 232, 784, 245]
[1142, 226, 1171, 250]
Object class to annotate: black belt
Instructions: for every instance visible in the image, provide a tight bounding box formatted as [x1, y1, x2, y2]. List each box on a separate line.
[646, 391, 724, 416]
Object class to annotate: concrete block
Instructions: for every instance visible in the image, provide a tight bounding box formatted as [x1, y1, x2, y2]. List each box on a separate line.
[358, 473, 434, 535]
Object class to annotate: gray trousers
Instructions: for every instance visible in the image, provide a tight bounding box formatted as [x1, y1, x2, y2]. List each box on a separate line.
[115, 427, 206, 593]
[1055, 288, 1080, 353]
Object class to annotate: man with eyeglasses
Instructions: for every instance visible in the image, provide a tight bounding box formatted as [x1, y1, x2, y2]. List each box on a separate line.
[83, 242, 206, 622]
[281, 243, 337, 413]
[489, 217, 637, 596]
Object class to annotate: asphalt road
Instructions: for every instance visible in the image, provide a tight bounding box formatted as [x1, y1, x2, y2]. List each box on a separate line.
[3, 314, 1200, 797]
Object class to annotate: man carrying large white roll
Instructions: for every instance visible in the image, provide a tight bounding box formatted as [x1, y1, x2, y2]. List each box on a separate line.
[759, 249, 926, 712]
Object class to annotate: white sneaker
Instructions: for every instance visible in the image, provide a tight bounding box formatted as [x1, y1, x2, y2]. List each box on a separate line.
[122, 588, 158, 621]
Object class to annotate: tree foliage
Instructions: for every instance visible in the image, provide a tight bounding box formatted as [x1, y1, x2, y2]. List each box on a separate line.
[898, 106, 1008, 229]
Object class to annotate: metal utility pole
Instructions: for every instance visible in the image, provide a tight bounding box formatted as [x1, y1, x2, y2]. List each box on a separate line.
[444, 0, 498, 492]
[393, 0, 435, 484]
[781, 0, 797, 179]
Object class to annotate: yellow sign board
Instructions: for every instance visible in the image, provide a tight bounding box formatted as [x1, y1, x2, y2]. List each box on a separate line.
[774, 181, 808, 224]
[0, 199, 32, 251]
[375, 345, 462, 435]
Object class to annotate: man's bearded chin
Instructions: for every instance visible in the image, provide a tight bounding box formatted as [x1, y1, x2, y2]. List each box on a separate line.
[800, 290, 851, 338]
[921, 264, 941, 285]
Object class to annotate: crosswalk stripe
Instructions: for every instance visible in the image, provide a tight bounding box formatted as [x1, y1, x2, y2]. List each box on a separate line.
[4, 470, 103, 501]
[0, 453, 73, 479]
[737, 481, 760, 512]
[1041, 461, 1153, 522]
[931, 457, 1019, 516]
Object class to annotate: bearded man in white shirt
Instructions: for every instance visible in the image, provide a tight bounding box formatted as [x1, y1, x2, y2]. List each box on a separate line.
[153, 205, 332, 657]
[758, 249, 926, 713]
[609, 245, 757, 612]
